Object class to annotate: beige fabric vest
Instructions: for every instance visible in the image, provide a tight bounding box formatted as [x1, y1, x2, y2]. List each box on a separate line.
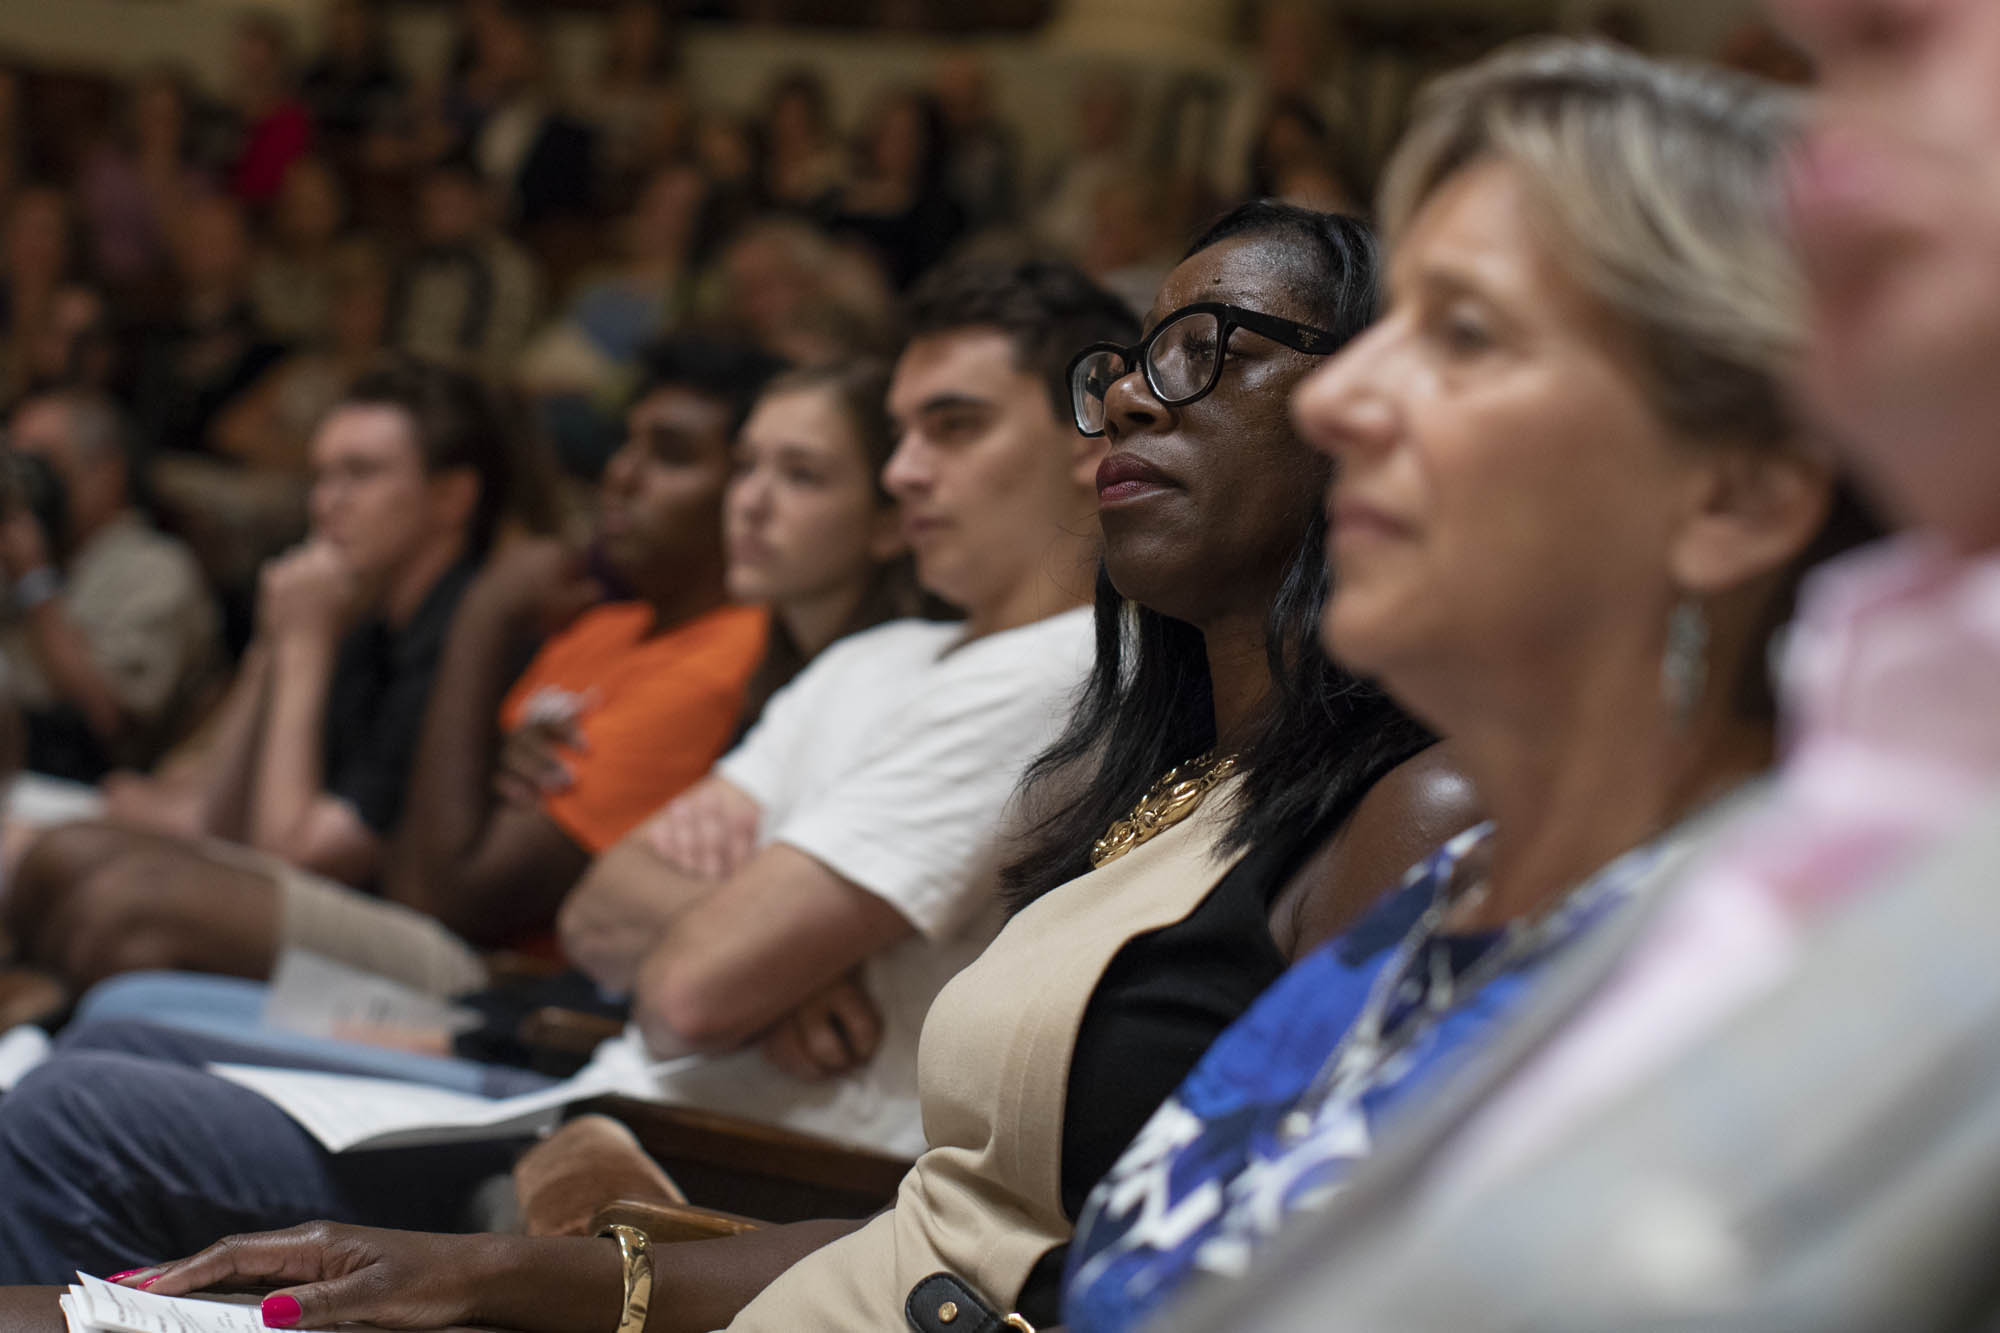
[727, 783, 1249, 1331]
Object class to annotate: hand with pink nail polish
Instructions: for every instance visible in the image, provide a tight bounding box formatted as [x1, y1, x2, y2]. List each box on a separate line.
[120, 1222, 622, 1333]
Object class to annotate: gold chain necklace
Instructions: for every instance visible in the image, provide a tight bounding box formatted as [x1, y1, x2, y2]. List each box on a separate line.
[1090, 751, 1240, 868]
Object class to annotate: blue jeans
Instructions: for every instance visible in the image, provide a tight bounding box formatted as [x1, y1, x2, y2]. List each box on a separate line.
[73, 972, 532, 1097]
[0, 1020, 541, 1283]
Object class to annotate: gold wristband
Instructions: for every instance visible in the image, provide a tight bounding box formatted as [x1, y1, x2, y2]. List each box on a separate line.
[598, 1224, 654, 1333]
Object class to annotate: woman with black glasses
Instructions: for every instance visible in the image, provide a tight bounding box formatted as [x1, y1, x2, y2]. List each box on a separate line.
[70, 204, 1476, 1333]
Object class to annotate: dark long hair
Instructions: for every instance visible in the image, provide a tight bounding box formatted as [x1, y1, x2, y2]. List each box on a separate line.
[1003, 201, 1436, 907]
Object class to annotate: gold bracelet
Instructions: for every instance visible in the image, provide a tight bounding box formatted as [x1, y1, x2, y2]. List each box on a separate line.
[598, 1224, 654, 1333]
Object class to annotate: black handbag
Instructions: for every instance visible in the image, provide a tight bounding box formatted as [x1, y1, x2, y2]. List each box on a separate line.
[904, 1273, 1038, 1333]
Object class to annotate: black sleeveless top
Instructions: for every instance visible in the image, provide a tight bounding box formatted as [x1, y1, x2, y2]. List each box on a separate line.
[1014, 805, 1346, 1320]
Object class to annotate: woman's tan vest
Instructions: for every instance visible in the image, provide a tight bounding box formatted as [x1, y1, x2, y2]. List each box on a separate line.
[727, 783, 1249, 1331]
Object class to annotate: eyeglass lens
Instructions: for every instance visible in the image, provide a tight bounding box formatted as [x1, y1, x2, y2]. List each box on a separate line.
[1147, 310, 1222, 403]
[1071, 348, 1126, 434]
[1070, 310, 1226, 434]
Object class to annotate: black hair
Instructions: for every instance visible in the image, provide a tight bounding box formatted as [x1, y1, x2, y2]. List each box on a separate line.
[1003, 202, 1435, 908]
[632, 334, 789, 437]
[905, 257, 1139, 423]
[339, 357, 546, 558]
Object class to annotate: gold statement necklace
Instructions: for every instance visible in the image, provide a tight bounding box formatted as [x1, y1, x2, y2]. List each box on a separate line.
[1090, 751, 1240, 868]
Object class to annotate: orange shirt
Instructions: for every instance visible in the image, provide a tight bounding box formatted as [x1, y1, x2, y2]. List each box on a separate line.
[500, 601, 768, 855]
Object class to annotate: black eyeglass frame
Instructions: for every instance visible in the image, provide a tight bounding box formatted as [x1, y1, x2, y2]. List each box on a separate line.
[1065, 301, 1345, 437]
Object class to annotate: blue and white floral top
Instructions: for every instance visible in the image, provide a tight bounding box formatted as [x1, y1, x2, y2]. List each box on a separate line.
[1060, 822, 1664, 1333]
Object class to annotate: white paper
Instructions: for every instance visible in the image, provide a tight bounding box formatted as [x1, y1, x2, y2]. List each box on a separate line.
[262, 952, 478, 1040]
[67, 1276, 267, 1333]
[0, 1023, 49, 1091]
[210, 1053, 704, 1153]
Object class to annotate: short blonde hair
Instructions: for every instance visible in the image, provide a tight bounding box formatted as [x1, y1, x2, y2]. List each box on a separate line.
[1379, 39, 1802, 449]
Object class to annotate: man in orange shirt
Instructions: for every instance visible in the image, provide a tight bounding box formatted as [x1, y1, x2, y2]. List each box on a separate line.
[8, 339, 777, 995]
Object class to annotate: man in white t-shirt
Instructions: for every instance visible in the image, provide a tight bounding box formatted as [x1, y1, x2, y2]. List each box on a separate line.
[557, 259, 1140, 1153]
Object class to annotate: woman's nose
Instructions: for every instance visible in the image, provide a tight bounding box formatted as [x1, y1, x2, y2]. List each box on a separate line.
[1101, 366, 1167, 439]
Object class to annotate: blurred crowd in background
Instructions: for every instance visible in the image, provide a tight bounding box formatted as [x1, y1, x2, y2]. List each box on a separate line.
[0, 0, 1801, 773]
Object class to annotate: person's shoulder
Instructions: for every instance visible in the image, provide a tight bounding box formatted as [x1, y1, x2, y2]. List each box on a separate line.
[951, 604, 1096, 676]
[88, 515, 204, 585]
[812, 616, 965, 673]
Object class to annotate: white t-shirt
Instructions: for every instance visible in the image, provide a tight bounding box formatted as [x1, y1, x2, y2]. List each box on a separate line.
[581, 607, 1095, 1156]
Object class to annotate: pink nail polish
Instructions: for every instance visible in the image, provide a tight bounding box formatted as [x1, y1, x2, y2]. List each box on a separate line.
[262, 1295, 302, 1328]
[105, 1270, 145, 1283]
[137, 1275, 162, 1290]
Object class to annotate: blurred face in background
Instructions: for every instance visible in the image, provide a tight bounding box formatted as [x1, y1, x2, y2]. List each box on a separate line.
[597, 386, 734, 596]
[307, 405, 446, 592]
[10, 397, 122, 536]
[725, 385, 901, 607]
[418, 171, 489, 245]
[176, 195, 250, 292]
[1777, 0, 2000, 548]
[275, 158, 344, 250]
[623, 165, 706, 265]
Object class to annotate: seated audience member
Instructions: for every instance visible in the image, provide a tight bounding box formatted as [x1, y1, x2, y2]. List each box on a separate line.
[933, 52, 1020, 233]
[703, 218, 902, 368]
[159, 239, 394, 601]
[0, 391, 218, 780]
[0, 187, 79, 403]
[568, 0, 688, 191]
[1034, 74, 1138, 262]
[131, 193, 288, 458]
[1057, 41, 1880, 1333]
[389, 157, 540, 378]
[457, 6, 598, 230]
[830, 88, 966, 289]
[300, 0, 408, 171]
[516, 164, 709, 477]
[69, 360, 519, 884]
[1143, 9, 2000, 1330]
[6, 339, 771, 995]
[31, 214, 1471, 1323]
[759, 68, 847, 214]
[224, 13, 314, 211]
[248, 156, 348, 347]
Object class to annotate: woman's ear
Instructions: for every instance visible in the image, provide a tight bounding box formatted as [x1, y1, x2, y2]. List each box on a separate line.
[1667, 447, 1835, 596]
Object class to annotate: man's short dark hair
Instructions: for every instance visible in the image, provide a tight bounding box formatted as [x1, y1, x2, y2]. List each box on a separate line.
[339, 357, 525, 559]
[633, 336, 789, 437]
[905, 259, 1139, 423]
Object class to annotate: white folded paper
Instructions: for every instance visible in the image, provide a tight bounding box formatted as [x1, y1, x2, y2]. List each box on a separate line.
[61, 1274, 268, 1333]
[209, 1052, 703, 1154]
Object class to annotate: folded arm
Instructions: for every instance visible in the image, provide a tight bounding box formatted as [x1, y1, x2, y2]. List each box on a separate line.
[630, 842, 915, 1053]
[557, 777, 761, 992]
